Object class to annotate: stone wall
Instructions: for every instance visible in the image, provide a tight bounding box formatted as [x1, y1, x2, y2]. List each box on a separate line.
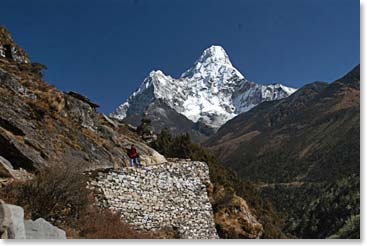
[87, 160, 219, 239]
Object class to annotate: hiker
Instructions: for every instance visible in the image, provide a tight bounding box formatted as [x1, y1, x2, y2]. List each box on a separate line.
[128, 144, 141, 168]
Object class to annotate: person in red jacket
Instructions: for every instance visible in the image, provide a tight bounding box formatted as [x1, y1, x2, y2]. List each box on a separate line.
[128, 144, 141, 167]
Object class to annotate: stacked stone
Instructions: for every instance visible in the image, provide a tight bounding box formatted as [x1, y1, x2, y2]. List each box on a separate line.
[87, 160, 219, 239]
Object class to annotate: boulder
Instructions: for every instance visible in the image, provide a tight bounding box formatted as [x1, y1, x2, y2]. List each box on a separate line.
[0, 201, 66, 239]
[64, 93, 99, 130]
[0, 202, 26, 239]
[24, 218, 66, 239]
[123, 140, 166, 167]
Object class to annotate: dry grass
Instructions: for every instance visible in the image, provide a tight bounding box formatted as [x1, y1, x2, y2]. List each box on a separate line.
[0, 163, 90, 222]
[0, 163, 175, 239]
[77, 208, 177, 239]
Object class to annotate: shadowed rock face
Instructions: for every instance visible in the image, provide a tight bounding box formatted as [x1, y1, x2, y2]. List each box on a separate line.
[124, 99, 215, 143]
[0, 29, 166, 175]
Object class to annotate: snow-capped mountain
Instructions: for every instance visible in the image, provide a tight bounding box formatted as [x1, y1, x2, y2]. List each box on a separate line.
[111, 45, 297, 129]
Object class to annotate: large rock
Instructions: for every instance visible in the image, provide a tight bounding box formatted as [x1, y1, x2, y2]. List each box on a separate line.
[0, 201, 26, 239]
[64, 93, 99, 130]
[0, 200, 66, 239]
[123, 140, 166, 167]
[24, 218, 66, 239]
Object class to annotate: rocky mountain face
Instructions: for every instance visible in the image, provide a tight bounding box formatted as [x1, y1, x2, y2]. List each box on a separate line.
[123, 99, 217, 142]
[0, 26, 166, 177]
[111, 45, 296, 139]
[205, 65, 360, 238]
[0, 27, 30, 64]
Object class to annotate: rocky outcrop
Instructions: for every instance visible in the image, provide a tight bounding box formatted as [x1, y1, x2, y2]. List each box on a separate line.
[206, 184, 264, 239]
[0, 26, 30, 63]
[0, 200, 66, 239]
[212, 192, 263, 238]
[87, 160, 219, 239]
[0, 156, 31, 187]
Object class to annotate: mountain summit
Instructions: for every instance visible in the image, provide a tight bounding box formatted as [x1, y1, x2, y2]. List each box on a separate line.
[180, 45, 243, 80]
[111, 45, 296, 129]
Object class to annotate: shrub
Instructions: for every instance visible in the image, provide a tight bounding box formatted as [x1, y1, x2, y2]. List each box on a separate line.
[77, 208, 176, 239]
[0, 163, 89, 224]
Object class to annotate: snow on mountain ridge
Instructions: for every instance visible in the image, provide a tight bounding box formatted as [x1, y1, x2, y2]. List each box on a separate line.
[111, 45, 297, 128]
[180, 45, 245, 82]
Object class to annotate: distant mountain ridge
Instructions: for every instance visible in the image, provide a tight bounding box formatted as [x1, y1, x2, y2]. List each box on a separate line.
[205, 65, 360, 238]
[111, 45, 296, 132]
[206, 65, 359, 182]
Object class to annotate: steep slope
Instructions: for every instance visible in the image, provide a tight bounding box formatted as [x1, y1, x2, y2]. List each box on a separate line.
[111, 45, 296, 134]
[0, 26, 166, 175]
[205, 65, 360, 238]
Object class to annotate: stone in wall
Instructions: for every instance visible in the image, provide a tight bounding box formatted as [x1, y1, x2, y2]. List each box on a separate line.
[87, 160, 219, 239]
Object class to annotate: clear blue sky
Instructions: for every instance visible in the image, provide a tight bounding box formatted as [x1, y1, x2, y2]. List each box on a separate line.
[2, 0, 359, 113]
